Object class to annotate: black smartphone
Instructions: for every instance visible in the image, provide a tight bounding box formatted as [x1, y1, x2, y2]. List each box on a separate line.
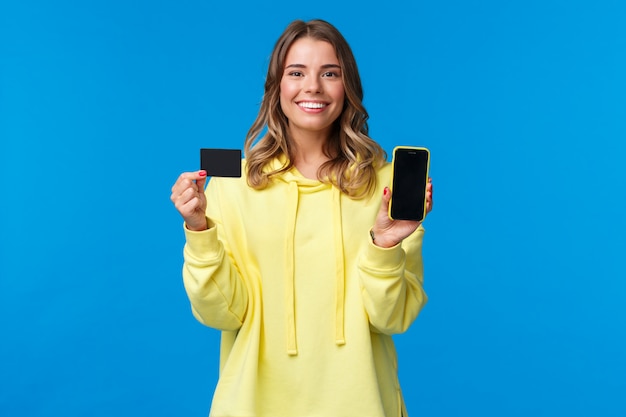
[388, 146, 430, 221]
[200, 148, 242, 178]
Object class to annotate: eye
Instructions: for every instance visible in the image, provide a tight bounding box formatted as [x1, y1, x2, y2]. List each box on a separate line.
[288, 71, 303, 77]
[322, 71, 339, 78]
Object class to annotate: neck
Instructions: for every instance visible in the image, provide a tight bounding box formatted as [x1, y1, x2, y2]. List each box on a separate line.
[288, 129, 332, 180]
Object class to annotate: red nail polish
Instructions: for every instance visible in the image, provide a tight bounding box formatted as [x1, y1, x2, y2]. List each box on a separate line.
[199, 171, 207, 177]
[384, 187, 389, 196]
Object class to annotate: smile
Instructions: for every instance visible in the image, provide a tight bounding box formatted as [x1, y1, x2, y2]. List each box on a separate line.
[297, 102, 327, 109]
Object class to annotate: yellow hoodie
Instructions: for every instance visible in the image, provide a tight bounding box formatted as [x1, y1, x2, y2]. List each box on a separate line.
[182, 159, 427, 417]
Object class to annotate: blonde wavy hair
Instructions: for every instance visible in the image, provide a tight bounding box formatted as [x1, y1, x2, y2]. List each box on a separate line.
[244, 19, 386, 199]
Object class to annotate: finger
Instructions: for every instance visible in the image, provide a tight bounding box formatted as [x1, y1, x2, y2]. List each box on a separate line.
[172, 187, 195, 211]
[181, 170, 207, 181]
[177, 184, 207, 213]
[178, 197, 203, 219]
[173, 172, 195, 189]
[173, 171, 207, 189]
[171, 178, 194, 201]
[426, 190, 433, 214]
[383, 186, 391, 203]
[172, 171, 207, 196]
[375, 187, 394, 228]
[196, 171, 208, 191]
[380, 187, 391, 211]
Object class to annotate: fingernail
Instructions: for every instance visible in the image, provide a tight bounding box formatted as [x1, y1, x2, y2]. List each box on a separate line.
[384, 187, 389, 196]
[199, 171, 207, 177]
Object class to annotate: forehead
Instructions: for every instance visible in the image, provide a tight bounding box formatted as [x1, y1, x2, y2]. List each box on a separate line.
[284, 37, 339, 64]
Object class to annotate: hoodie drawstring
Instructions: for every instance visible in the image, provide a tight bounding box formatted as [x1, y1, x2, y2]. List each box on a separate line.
[332, 187, 346, 346]
[285, 181, 299, 356]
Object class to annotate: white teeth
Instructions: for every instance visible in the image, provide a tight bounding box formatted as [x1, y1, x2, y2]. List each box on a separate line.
[298, 102, 326, 109]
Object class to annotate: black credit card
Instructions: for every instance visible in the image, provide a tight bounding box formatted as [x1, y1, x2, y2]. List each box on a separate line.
[200, 148, 242, 177]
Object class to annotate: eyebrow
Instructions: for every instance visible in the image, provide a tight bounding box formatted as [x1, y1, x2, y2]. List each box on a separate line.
[285, 63, 342, 69]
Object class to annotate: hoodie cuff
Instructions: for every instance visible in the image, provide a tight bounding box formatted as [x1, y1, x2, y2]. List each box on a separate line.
[183, 219, 221, 261]
[362, 230, 405, 269]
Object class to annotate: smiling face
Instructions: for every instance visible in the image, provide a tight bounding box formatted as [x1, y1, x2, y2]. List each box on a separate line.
[279, 37, 345, 142]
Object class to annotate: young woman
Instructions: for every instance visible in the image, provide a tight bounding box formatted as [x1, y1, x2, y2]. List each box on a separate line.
[171, 19, 433, 417]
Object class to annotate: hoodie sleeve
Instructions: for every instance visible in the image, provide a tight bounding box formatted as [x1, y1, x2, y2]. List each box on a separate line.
[181, 180, 248, 331]
[357, 225, 427, 335]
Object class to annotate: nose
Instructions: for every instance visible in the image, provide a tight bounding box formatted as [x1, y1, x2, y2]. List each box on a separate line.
[305, 75, 322, 94]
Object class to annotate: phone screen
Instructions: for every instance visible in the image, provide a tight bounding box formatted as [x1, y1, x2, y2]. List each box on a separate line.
[389, 147, 430, 221]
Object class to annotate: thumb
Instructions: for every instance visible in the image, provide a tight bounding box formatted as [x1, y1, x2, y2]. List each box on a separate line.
[381, 186, 391, 207]
[196, 170, 208, 191]
[377, 187, 391, 217]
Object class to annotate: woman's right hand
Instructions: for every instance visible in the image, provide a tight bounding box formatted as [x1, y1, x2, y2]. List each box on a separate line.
[170, 170, 209, 231]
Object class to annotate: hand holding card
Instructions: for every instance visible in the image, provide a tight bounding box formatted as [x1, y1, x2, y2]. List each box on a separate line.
[200, 148, 242, 177]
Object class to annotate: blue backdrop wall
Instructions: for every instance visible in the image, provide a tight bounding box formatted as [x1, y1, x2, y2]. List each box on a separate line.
[1, 0, 625, 416]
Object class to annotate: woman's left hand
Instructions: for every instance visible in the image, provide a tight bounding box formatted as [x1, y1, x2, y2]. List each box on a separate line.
[370, 179, 433, 248]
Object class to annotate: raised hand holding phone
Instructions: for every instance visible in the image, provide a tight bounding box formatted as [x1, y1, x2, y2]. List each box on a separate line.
[370, 146, 433, 248]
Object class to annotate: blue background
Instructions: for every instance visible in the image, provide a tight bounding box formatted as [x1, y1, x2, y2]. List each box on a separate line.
[1, 0, 625, 416]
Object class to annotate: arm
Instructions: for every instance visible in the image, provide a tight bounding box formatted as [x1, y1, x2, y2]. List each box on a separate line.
[357, 227, 427, 334]
[182, 224, 248, 331]
[172, 171, 248, 331]
[357, 181, 433, 334]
